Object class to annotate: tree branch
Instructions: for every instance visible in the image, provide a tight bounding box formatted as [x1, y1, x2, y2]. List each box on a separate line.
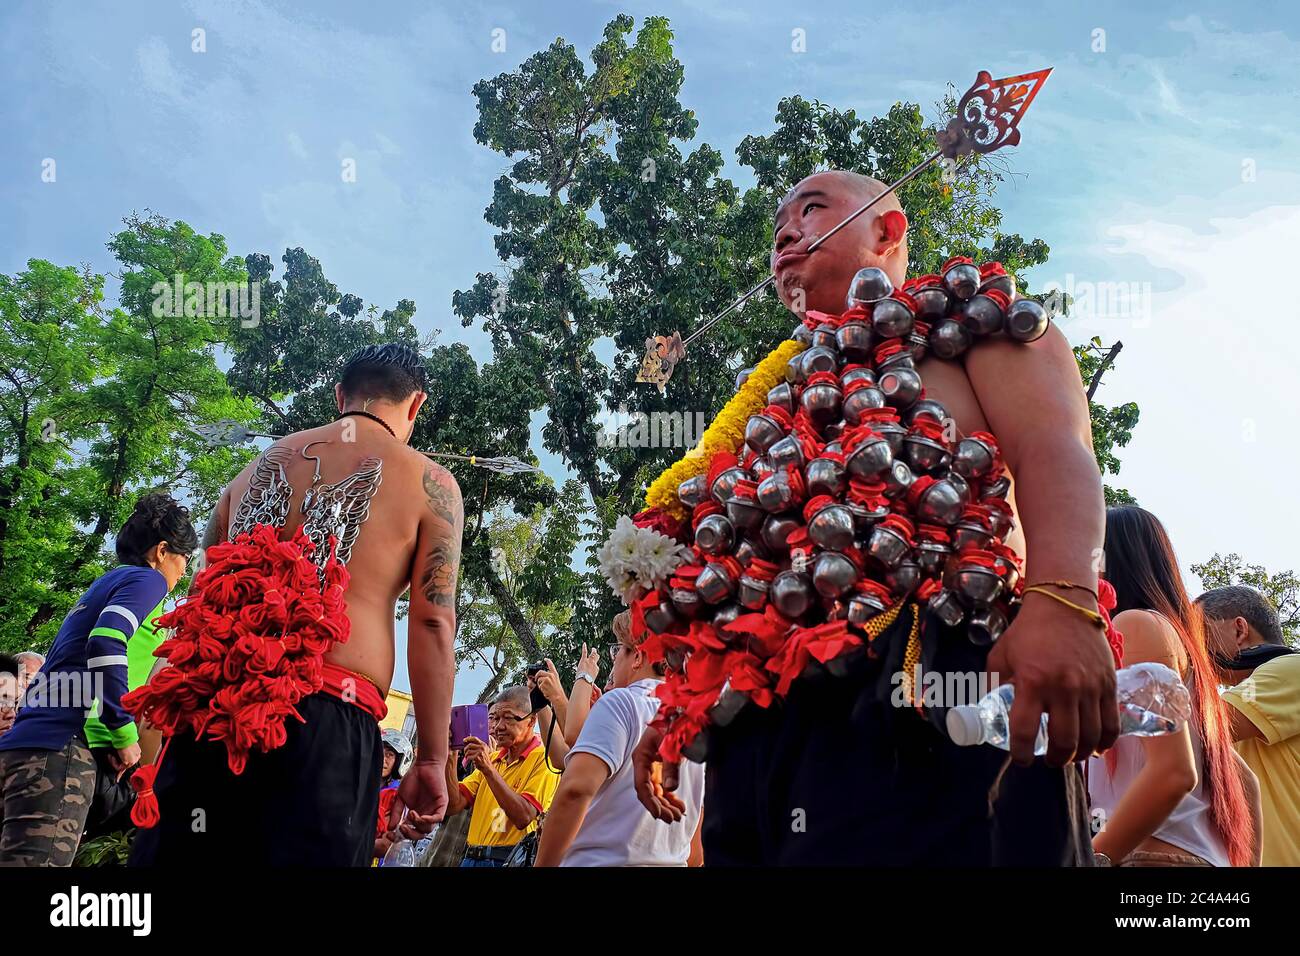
[1086, 341, 1123, 402]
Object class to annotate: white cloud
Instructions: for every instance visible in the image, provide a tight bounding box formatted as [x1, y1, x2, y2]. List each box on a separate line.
[1148, 62, 1185, 118]
[1059, 200, 1300, 577]
[135, 35, 189, 106]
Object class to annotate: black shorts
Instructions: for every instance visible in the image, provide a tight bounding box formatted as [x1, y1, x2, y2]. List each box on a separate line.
[701, 605, 1092, 866]
[129, 692, 382, 867]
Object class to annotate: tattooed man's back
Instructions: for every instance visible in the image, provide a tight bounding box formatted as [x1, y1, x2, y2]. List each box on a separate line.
[208, 417, 463, 696]
[132, 345, 460, 867]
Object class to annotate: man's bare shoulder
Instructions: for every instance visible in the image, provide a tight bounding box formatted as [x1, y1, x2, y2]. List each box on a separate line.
[416, 458, 463, 527]
[964, 320, 1077, 371]
[227, 434, 298, 485]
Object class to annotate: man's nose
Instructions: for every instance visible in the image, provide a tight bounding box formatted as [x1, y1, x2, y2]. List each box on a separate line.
[774, 220, 802, 254]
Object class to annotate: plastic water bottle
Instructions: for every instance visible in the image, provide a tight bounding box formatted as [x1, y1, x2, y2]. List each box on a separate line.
[413, 826, 439, 864]
[946, 662, 1192, 754]
[381, 835, 417, 867]
[379, 809, 440, 867]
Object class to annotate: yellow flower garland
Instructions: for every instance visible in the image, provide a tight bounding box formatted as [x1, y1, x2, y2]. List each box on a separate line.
[645, 338, 808, 519]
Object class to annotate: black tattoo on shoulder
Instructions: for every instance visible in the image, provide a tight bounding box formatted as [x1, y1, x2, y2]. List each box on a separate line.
[420, 467, 462, 608]
[423, 468, 461, 527]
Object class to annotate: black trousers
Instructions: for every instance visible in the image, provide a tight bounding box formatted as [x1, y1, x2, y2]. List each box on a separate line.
[130, 692, 382, 867]
[702, 607, 1092, 866]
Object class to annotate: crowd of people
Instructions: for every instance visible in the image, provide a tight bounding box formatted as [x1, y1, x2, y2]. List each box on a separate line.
[0, 520, 1294, 868]
[0, 168, 1296, 869]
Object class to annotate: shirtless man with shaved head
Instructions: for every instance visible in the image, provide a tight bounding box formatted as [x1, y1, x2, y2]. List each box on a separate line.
[638, 170, 1116, 866]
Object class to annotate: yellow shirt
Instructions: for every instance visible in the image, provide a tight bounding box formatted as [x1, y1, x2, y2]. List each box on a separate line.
[1223, 654, 1300, 867]
[459, 736, 560, 847]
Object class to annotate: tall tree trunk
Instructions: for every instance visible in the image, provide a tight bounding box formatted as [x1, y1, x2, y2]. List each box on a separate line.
[480, 559, 543, 661]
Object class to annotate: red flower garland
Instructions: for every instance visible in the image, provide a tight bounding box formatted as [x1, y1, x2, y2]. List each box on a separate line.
[123, 524, 351, 778]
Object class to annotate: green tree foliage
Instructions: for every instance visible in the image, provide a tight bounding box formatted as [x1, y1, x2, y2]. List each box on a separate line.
[0, 261, 105, 653]
[0, 214, 258, 653]
[1192, 554, 1299, 646]
[1074, 338, 1140, 505]
[226, 247, 420, 433]
[456, 484, 585, 703]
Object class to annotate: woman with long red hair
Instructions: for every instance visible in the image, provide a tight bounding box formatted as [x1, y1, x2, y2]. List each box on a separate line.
[1089, 506, 1260, 867]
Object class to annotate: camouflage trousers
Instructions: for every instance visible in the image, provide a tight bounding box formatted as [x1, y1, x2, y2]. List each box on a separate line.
[0, 737, 96, 867]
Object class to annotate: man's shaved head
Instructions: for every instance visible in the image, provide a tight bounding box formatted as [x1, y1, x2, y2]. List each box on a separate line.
[772, 169, 910, 316]
[776, 170, 902, 219]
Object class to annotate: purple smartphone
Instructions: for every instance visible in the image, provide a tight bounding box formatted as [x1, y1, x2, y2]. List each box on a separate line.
[450, 703, 489, 750]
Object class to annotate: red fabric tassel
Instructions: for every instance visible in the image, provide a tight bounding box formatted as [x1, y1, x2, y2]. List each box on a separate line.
[129, 762, 161, 829]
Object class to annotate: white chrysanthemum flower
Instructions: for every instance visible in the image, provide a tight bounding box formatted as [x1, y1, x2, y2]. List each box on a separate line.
[598, 515, 689, 603]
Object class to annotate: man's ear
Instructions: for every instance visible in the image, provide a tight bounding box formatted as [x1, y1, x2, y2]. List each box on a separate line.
[874, 209, 909, 257]
[408, 392, 427, 422]
[1235, 617, 1252, 650]
[335, 383, 346, 413]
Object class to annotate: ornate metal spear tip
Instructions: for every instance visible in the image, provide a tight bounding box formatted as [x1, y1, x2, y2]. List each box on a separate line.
[936, 68, 1053, 159]
[634, 331, 686, 394]
[422, 452, 542, 475]
[192, 421, 273, 449]
[634, 67, 1053, 388]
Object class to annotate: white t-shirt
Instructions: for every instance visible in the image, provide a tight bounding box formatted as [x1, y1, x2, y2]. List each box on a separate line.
[560, 678, 705, 867]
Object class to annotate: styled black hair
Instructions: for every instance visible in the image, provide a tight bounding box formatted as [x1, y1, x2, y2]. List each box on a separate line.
[0, 654, 19, 678]
[339, 343, 428, 403]
[116, 491, 198, 567]
[1197, 585, 1286, 646]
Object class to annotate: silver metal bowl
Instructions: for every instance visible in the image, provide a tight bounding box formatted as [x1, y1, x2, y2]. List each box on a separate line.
[808, 503, 856, 552]
[846, 266, 894, 306]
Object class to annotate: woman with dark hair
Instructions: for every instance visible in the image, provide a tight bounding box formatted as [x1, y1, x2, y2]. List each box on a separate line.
[1089, 506, 1259, 867]
[0, 491, 195, 866]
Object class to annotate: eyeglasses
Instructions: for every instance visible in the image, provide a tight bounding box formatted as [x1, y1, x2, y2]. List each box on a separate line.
[608, 642, 628, 663]
[487, 712, 529, 724]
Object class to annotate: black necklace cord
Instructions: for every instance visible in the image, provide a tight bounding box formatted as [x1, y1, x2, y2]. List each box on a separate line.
[339, 409, 397, 439]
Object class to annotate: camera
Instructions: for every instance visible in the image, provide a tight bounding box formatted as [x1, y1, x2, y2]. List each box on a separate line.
[526, 661, 549, 713]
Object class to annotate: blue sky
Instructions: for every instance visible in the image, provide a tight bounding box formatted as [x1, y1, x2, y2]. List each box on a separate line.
[3, 1, 1298, 699]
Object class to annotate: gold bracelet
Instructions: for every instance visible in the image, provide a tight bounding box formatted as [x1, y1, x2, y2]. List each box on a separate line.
[1024, 578, 1100, 601]
[1022, 585, 1106, 629]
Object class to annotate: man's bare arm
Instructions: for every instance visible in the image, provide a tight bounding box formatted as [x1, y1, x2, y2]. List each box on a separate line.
[192, 489, 230, 595]
[407, 464, 463, 769]
[968, 325, 1119, 765]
